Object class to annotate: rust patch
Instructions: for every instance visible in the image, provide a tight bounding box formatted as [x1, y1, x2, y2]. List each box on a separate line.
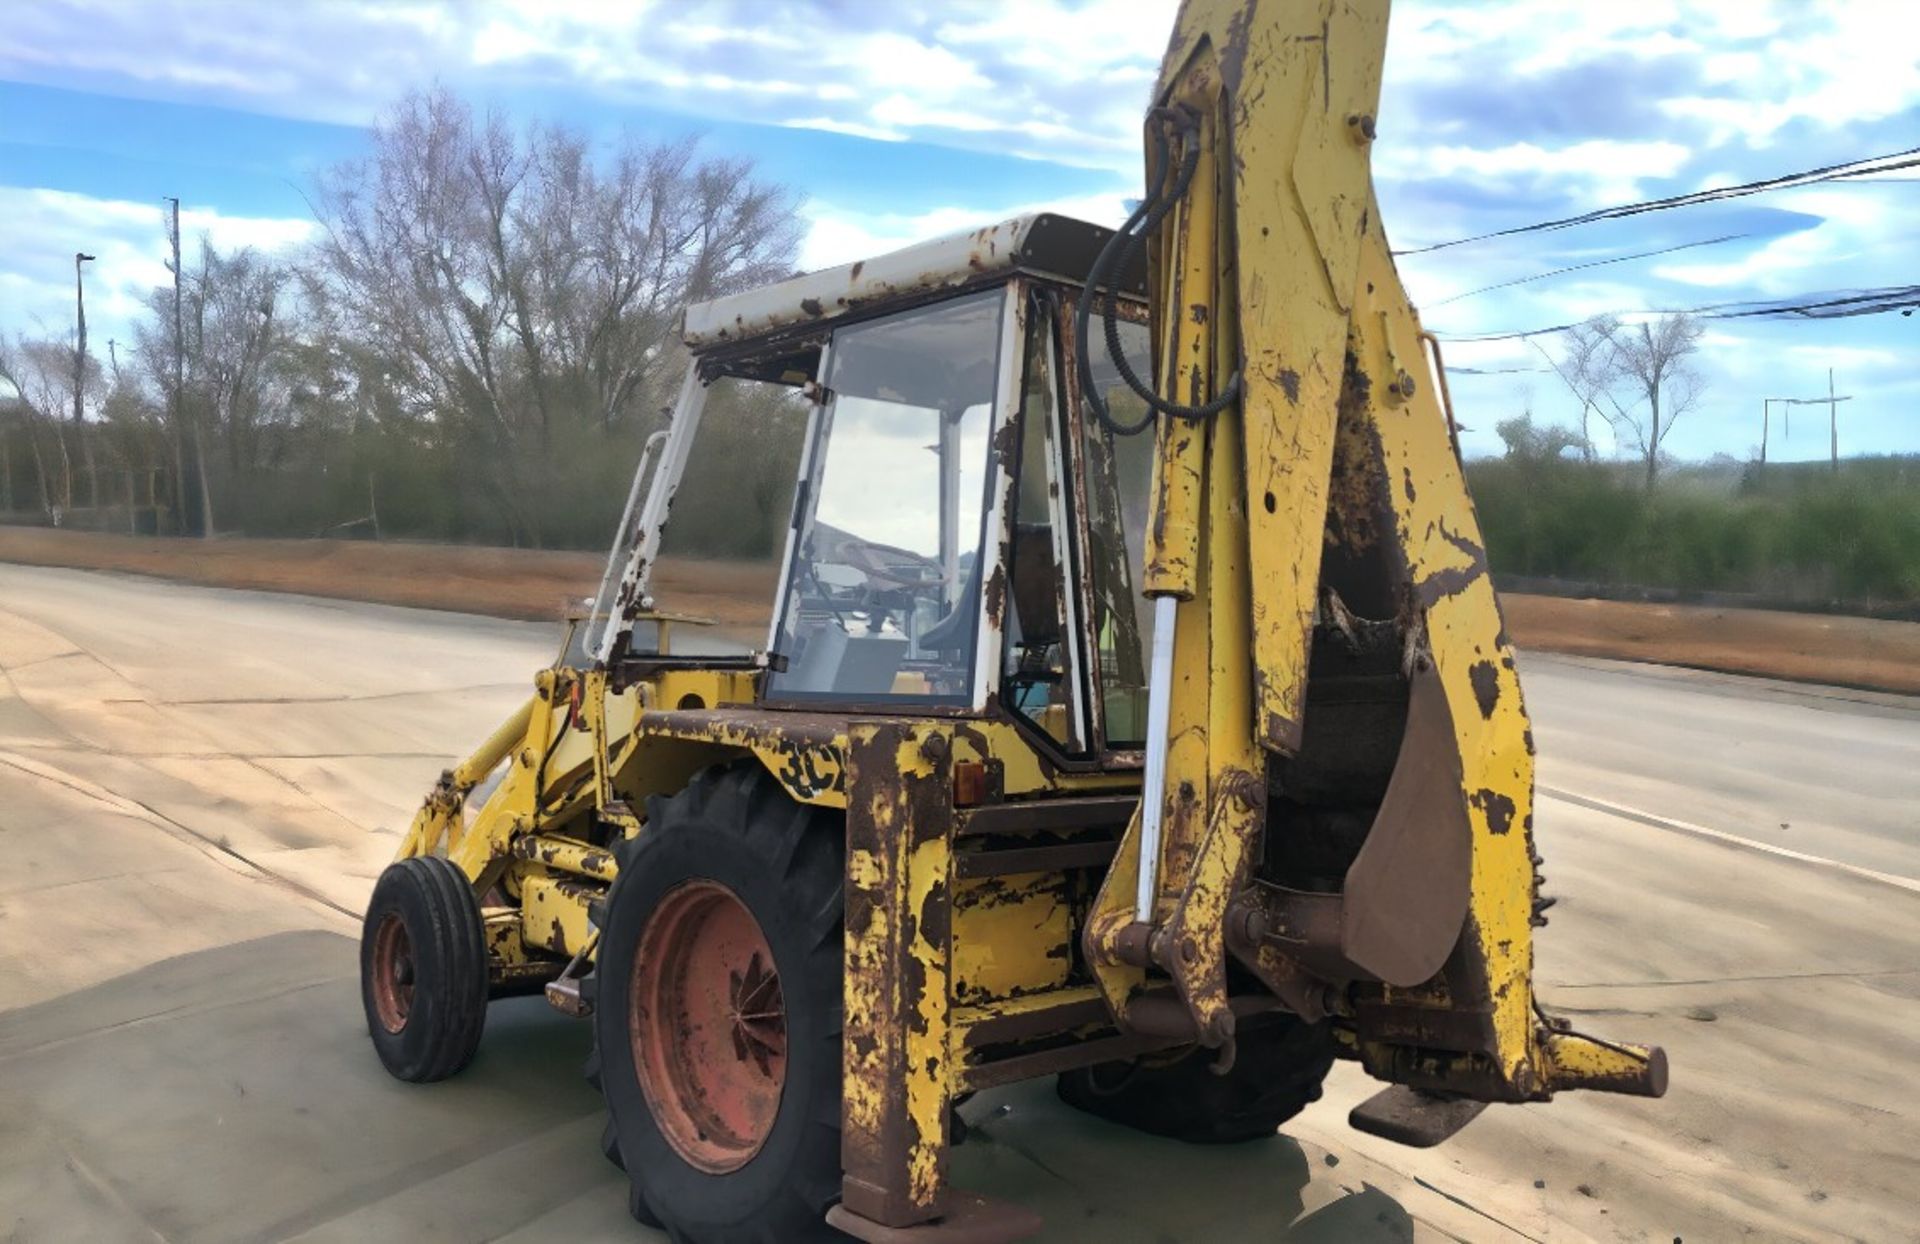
[1468, 660, 1500, 719]
[800, 297, 824, 317]
[1436, 517, 1485, 564]
[919, 880, 951, 950]
[1470, 788, 1517, 835]
[982, 565, 1007, 621]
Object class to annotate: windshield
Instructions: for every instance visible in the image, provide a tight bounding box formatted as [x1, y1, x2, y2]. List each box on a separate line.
[766, 289, 1006, 704]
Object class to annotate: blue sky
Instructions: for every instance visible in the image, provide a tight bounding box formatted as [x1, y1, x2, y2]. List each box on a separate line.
[2, 0, 1915, 462]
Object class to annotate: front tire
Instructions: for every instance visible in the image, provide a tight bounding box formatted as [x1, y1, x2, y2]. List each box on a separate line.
[590, 762, 843, 1243]
[359, 855, 489, 1082]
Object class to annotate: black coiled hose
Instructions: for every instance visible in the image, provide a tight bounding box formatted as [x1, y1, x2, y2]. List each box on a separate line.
[1076, 105, 1243, 438]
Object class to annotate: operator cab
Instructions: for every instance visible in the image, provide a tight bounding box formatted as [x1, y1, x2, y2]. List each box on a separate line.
[590, 214, 1158, 760]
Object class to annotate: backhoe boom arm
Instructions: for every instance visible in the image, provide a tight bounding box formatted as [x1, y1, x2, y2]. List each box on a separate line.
[1081, 0, 1667, 1125]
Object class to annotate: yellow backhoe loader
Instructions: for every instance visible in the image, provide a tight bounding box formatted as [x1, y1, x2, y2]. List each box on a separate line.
[358, 1, 1668, 1238]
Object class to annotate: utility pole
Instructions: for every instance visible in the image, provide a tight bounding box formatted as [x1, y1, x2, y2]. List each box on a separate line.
[74, 251, 97, 507]
[1764, 389, 1852, 475]
[165, 195, 212, 537]
[1828, 367, 1839, 474]
[73, 252, 95, 426]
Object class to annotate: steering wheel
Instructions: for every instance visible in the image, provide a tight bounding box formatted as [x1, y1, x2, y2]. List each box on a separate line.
[839, 538, 948, 592]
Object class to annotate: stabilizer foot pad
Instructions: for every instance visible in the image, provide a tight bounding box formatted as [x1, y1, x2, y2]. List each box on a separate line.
[826, 1193, 1043, 1244]
[1349, 1085, 1489, 1148]
[543, 976, 591, 1018]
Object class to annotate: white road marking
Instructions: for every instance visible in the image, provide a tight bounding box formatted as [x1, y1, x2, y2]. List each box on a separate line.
[1539, 785, 1920, 895]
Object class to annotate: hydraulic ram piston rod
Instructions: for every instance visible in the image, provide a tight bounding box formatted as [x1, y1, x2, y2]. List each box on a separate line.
[1133, 594, 1179, 922]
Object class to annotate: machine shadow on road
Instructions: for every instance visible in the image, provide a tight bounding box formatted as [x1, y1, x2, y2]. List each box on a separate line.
[0, 929, 1422, 1243]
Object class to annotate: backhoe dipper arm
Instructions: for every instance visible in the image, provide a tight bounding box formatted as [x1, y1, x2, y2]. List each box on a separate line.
[1082, 0, 1666, 1120]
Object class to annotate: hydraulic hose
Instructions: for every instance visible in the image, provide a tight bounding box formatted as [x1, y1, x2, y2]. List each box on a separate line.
[1076, 105, 1243, 437]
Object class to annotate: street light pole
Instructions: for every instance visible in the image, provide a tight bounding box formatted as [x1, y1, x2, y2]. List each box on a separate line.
[74, 251, 97, 509]
[73, 251, 95, 427]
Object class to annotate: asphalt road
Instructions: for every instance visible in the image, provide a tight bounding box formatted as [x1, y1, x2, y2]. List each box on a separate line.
[2, 562, 1916, 1243]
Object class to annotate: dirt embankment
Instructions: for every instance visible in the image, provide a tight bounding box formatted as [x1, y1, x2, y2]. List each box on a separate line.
[0, 528, 771, 628]
[4, 527, 1916, 694]
[1500, 594, 1920, 694]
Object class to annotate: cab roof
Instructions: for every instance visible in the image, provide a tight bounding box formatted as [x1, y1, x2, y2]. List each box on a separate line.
[679, 212, 1147, 352]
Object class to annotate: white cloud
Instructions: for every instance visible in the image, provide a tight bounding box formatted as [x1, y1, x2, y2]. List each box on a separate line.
[781, 117, 907, 144]
[1380, 139, 1693, 205]
[1651, 185, 1891, 291]
[0, 188, 313, 352]
[1657, 2, 1920, 145]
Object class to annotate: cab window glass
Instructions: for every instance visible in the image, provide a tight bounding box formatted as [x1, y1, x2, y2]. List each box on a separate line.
[767, 290, 1005, 703]
[1080, 317, 1156, 747]
[656, 376, 810, 654]
[1002, 307, 1080, 749]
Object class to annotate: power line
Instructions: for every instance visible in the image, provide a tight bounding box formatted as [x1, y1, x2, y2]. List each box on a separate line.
[1396, 144, 1920, 257]
[1427, 233, 1746, 306]
[1431, 284, 1920, 343]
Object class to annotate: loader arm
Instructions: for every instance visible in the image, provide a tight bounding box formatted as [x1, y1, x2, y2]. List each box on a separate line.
[1081, 0, 1667, 1128]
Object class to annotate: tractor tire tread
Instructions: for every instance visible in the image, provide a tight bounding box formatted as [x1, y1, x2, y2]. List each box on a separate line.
[588, 760, 844, 1243]
[359, 855, 488, 1084]
[1056, 1011, 1337, 1144]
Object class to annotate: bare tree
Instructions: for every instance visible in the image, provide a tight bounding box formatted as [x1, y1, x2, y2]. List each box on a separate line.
[304, 88, 800, 546]
[0, 334, 95, 517]
[1537, 321, 1624, 463]
[126, 242, 297, 535]
[1582, 312, 1704, 490]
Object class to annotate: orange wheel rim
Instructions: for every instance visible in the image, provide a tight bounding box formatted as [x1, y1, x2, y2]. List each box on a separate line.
[630, 880, 787, 1173]
[371, 913, 414, 1033]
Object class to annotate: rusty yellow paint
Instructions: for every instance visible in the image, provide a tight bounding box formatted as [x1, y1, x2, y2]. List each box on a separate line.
[647, 667, 757, 711]
[839, 722, 953, 1228]
[1343, 206, 1541, 1089]
[1540, 1028, 1668, 1096]
[951, 871, 1072, 1004]
[1081, 803, 1149, 1020]
[1142, 70, 1227, 938]
[518, 872, 598, 957]
[394, 693, 535, 860]
[482, 907, 529, 966]
[518, 833, 618, 883]
[951, 985, 1103, 1036]
[1162, 284, 1265, 1049]
[1159, 0, 1387, 754]
[1139, 60, 1216, 600]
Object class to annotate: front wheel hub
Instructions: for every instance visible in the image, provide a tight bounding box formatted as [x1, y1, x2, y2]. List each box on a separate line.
[630, 880, 787, 1173]
[370, 912, 415, 1033]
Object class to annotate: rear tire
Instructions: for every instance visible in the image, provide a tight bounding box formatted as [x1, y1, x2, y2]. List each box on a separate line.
[359, 856, 489, 1082]
[589, 762, 843, 1243]
[1057, 1011, 1336, 1143]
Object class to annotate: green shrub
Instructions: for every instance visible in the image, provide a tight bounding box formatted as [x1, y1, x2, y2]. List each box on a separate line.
[1465, 453, 1920, 607]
